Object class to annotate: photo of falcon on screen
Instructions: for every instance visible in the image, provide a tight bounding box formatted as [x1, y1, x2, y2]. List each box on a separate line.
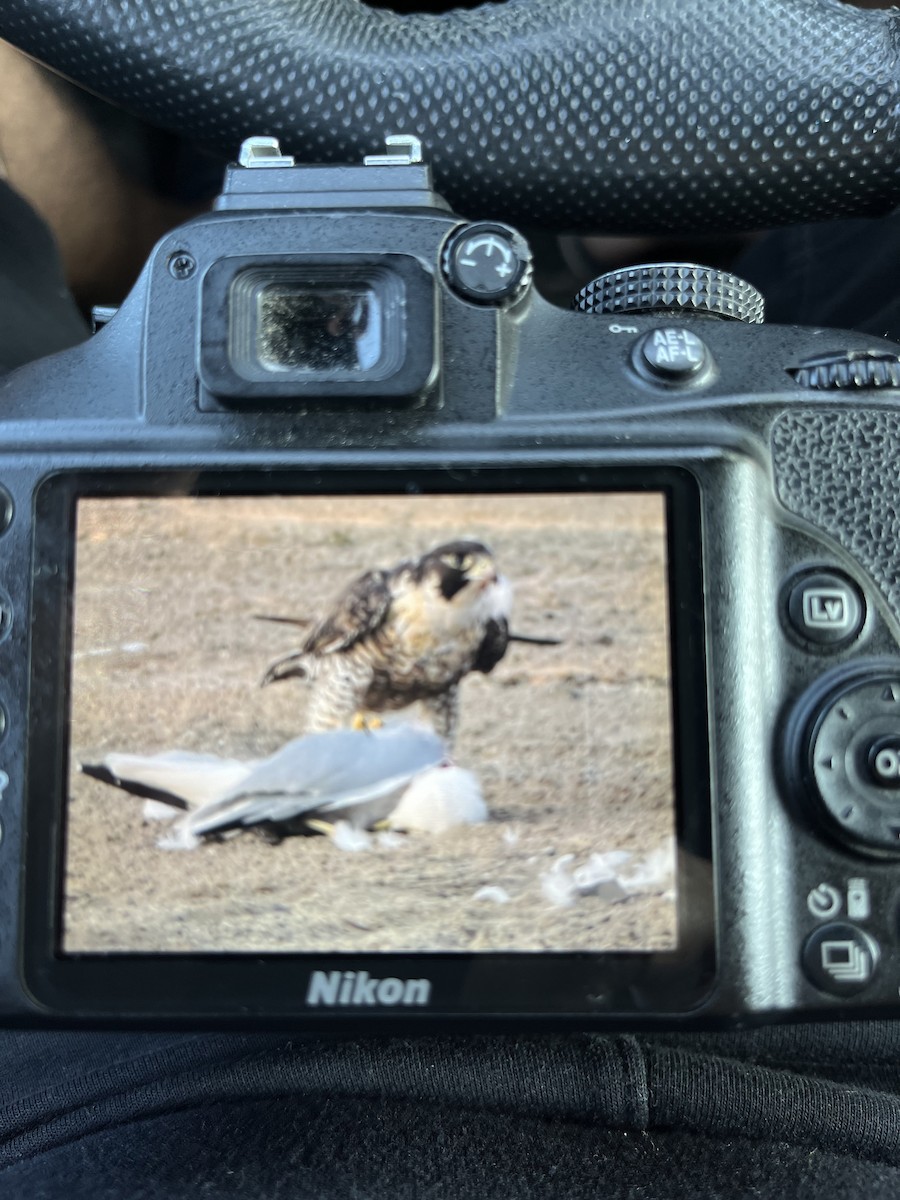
[260, 539, 555, 742]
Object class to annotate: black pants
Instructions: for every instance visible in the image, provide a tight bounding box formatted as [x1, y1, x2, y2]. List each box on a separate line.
[2, 1026, 900, 1197]
[3, 179, 900, 1197]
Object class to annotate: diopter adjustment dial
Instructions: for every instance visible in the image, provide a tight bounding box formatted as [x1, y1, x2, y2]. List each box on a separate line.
[573, 263, 765, 324]
[441, 222, 532, 305]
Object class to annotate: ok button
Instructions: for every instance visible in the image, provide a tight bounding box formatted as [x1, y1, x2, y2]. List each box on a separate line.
[867, 736, 900, 789]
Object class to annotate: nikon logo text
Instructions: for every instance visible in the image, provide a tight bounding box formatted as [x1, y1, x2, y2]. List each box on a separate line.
[306, 970, 431, 1007]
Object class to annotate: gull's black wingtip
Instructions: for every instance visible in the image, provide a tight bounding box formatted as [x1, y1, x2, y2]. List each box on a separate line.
[80, 763, 189, 810]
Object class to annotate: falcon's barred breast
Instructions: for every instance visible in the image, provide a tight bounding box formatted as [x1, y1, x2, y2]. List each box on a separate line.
[261, 540, 512, 741]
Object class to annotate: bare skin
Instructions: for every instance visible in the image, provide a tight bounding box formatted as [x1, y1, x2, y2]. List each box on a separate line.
[0, 40, 202, 308]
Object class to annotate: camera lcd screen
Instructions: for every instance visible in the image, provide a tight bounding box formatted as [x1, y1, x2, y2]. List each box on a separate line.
[62, 491, 679, 958]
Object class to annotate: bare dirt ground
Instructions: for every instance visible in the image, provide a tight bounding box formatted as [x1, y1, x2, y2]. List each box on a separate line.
[65, 492, 677, 954]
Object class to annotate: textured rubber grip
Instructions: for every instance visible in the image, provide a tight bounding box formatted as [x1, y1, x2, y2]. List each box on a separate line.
[0, 0, 898, 232]
[771, 410, 900, 624]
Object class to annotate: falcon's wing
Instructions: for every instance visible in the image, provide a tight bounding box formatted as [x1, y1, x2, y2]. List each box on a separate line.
[303, 567, 394, 656]
[473, 616, 510, 674]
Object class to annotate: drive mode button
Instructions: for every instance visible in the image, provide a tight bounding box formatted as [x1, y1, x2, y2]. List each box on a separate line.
[802, 923, 880, 996]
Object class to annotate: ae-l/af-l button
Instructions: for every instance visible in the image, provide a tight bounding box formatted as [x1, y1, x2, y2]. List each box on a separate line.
[635, 327, 711, 383]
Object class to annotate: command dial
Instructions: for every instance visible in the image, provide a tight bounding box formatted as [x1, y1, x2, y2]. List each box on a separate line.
[788, 350, 900, 390]
[573, 263, 765, 324]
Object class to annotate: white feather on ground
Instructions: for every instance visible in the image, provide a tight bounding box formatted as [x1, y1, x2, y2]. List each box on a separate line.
[539, 843, 675, 909]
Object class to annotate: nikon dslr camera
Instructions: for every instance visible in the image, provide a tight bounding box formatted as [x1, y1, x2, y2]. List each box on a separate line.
[1, 135, 900, 1027]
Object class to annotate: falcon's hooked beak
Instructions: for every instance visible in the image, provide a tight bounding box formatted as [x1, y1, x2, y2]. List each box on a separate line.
[467, 556, 498, 590]
[443, 547, 496, 587]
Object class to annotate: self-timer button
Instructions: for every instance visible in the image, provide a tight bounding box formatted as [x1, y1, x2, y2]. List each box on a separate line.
[806, 882, 842, 919]
[441, 222, 532, 304]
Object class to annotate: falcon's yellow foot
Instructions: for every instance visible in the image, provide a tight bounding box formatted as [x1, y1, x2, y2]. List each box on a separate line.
[351, 713, 384, 732]
[304, 818, 337, 837]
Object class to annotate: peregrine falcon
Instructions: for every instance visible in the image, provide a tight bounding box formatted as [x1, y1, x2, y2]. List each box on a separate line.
[260, 540, 514, 742]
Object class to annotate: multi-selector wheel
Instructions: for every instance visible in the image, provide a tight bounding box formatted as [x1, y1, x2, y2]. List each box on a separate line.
[784, 661, 900, 857]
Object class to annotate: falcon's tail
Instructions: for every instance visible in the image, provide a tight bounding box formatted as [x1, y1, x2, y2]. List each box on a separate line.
[253, 613, 313, 629]
[508, 632, 563, 646]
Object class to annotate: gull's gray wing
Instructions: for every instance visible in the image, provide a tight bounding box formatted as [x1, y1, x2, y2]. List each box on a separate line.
[183, 723, 446, 837]
[82, 751, 261, 809]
